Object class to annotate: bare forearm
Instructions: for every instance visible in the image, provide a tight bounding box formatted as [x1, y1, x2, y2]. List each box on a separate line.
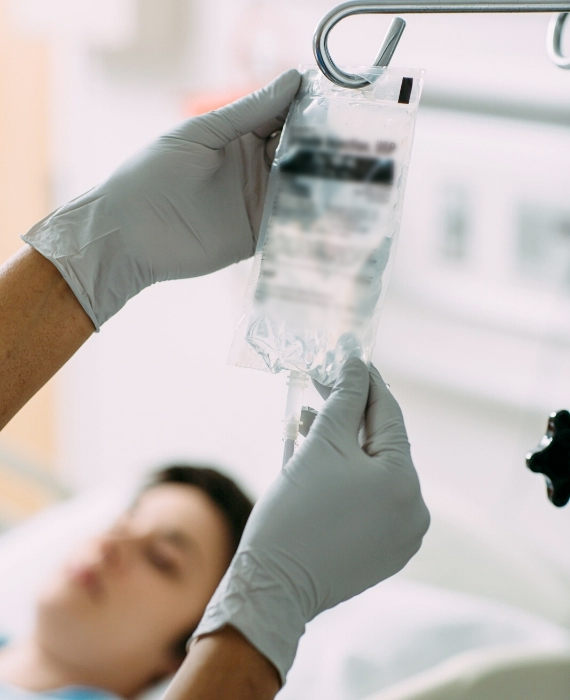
[163, 627, 280, 700]
[0, 245, 94, 430]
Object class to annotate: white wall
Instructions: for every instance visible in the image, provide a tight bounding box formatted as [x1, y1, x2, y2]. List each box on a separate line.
[12, 1, 570, 574]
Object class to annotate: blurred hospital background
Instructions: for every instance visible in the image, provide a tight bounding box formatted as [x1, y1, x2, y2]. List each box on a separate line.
[1, 1, 570, 693]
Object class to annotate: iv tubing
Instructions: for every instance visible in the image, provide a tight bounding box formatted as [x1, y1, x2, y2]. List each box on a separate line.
[282, 371, 309, 468]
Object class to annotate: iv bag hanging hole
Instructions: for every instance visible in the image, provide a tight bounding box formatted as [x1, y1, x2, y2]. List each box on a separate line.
[547, 13, 570, 69]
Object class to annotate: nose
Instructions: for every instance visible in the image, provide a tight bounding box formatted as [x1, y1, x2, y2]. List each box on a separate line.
[97, 530, 134, 570]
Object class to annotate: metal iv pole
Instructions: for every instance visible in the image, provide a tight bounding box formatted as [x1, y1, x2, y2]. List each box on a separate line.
[313, 2, 570, 89]
[311, 1, 570, 506]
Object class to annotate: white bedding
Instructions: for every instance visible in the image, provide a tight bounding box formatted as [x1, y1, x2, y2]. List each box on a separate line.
[0, 484, 569, 700]
[278, 578, 570, 700]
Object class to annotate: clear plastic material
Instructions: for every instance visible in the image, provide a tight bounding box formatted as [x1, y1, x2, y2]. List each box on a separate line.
[231, 66, 424, 385]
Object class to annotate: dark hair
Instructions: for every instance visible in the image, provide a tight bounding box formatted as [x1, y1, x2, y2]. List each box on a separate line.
[143, 464, 254, 552]
[140, 464, 254, 661]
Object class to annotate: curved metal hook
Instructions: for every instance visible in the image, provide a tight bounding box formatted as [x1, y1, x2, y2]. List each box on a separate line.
[313, 15, 406, 88]
[313, 2, 570, 89]
[547, 12, 570, 68]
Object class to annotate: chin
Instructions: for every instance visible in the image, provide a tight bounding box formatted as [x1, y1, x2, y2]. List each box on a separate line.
[34, 595, 100, 668]
[35, 571, 94, 639]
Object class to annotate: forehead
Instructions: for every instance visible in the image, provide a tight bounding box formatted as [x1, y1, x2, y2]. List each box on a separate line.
[130, 483, 223, 531]
[127, 483, 233, 568]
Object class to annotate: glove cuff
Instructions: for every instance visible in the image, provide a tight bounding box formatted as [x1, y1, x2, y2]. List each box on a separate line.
[191, 549, 306, 685]
[22, 234, 101, 331]
[21, 195, 149, 329]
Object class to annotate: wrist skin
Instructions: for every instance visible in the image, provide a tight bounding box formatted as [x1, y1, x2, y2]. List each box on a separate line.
[0, 245, 94, 430]
[0, 249, 282, 698]
[163, 627, 280, 700]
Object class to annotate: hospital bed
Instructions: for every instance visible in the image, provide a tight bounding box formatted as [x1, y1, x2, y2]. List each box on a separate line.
[371, 646, 570, 699]
[364, 485, 570, 700]
[0, 465, 569, 700]
[272, 479, 570, 699]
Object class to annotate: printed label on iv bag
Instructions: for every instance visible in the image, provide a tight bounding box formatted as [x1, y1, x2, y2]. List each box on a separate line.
[231, 66, 424, 386]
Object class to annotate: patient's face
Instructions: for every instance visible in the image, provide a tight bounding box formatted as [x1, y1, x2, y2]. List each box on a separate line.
[36, 483, 233, 684]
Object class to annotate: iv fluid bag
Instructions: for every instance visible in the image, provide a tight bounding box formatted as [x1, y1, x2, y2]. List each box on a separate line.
[231, 66, 424, 385]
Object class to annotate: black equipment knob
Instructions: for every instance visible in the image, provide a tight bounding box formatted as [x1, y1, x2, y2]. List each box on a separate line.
[526, 410, 570, 507]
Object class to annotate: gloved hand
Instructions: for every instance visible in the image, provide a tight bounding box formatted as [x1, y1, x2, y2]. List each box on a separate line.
[193, 359, 430, 684]
[22, 69, 301, 330]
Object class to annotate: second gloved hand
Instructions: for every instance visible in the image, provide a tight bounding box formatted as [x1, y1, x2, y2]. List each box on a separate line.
[193, 359, 430, 684]
[22, 69, 301, 329]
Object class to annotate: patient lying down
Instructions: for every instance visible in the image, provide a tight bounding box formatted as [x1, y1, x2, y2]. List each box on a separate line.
[0, 465, 253, 699]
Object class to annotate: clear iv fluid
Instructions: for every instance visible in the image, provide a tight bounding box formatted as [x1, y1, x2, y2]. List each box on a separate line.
[234, 66, 424, 386]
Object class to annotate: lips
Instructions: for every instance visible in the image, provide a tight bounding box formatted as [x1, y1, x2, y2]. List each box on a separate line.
[67, 564, 105, 601]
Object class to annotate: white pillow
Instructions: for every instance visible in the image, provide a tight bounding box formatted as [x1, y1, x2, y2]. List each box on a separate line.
[0, 478, 173, 699]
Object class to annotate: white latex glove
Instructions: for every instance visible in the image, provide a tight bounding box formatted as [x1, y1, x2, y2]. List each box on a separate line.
[193, 359, 430, 684]
[22, 69, 301, 329]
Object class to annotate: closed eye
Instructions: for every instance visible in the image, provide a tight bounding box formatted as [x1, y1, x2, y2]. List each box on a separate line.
[145, 544, 179, 577]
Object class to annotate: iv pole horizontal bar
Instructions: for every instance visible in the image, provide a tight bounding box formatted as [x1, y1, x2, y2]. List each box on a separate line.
[314, 1, 570, 87]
